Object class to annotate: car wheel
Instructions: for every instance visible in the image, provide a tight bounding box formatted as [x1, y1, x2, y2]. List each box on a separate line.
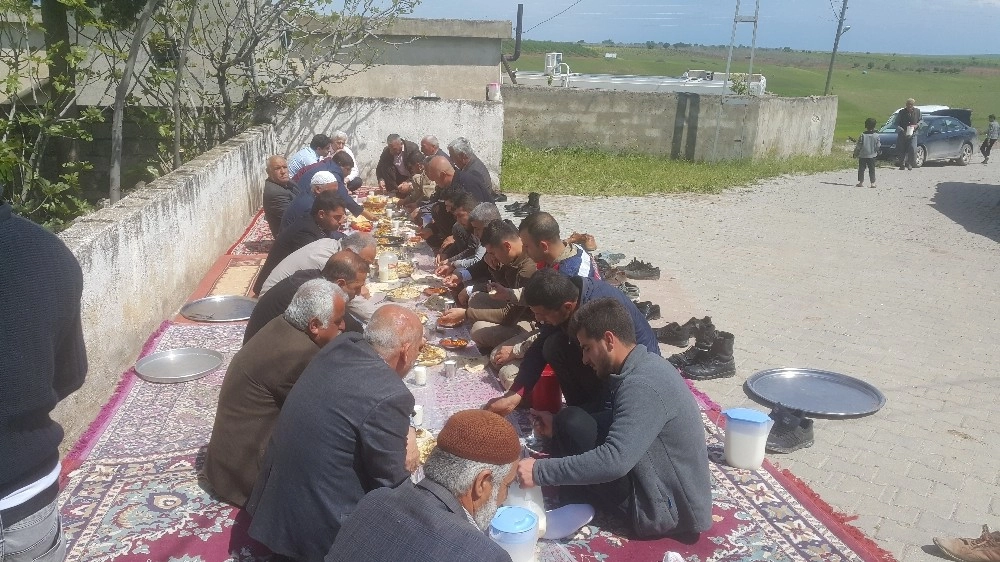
[956, 143, 972, 166]
[914, 145, 926, 168]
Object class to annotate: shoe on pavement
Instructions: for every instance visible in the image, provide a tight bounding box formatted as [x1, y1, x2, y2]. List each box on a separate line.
[855, 182, 864, 187]
[765, 405, 815, 453]
[934, 524, 1000, 562]
[657, 316, 700, 347]
[623, 258, 660, 280]
[681, 331, 735, 380]
[869, 184, 876, 188]
[667, 318, 716, 367]
[635, 301, 660, 321]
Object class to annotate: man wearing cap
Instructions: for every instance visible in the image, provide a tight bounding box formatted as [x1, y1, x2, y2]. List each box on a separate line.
[253, 190, 347, 296]
[326, 410, 519, 562]
[246, 305, 423, 561]
[516, 298, 713, 539]
[283, 153, 375, 231]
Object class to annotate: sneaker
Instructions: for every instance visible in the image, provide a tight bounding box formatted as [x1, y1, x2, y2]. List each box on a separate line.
[616, 282, 641, 300]
[765, 405, 815, 454]
[623, 258, 660, 281]
[869, 184, 876, 188]
[855, 182, 864, 187]
[934, 525, 1000, 562]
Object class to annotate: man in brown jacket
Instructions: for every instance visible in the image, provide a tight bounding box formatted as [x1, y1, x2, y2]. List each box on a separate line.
[201, 280, 348, 507]
[437, 220, 536, 350]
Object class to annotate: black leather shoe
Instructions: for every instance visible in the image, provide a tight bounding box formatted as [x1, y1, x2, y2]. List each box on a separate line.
[766, 405, 815, 453]
[512, 202, 539, 217]
[636, 301, 660, 321]
[657, 317, 699, 347]
[623, 258, 660, 280]
[504, 201, 523, 212]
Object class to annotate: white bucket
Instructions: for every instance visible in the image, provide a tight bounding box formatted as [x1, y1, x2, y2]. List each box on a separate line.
[487, 82, 501, 101]
[723, 408, 773, 470]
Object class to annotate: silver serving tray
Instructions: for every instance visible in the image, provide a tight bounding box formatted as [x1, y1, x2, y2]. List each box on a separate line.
[180, 295, 257, 322]
[135, 347, 224, 383]
[745, 367, 886, 418]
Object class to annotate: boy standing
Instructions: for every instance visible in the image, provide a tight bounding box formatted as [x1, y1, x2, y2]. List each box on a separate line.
[981, 114, 999, 164]
[854, 117, 881, 188]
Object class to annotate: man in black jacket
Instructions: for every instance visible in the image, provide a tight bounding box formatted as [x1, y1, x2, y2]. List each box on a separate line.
[262, 155, 299, 237]
[894, 98, 922, 170]
[1, 200, 87, 561]
[245, 305, 423, 561]
[375, 134, 421, 194]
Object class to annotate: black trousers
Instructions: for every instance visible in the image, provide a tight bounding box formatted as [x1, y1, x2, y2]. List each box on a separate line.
[857, 158, 875, 183]
[551, 406, 631, 517]
[541, 331, 607, 412]
[981, 138, 996, 158]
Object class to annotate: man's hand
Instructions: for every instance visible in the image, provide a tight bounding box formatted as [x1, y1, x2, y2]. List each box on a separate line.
[361, 210, 377, 222]
[439, 236, 455, 251]
[360, 285, 371, 299]
[487, 282, 515, 303]
[484, 393, 521, 416]
[378, 179, 386, 189]
[405, 426, 419, 472]
[529, 409, 554, 439]
[438, 308, 466, 325]
[490, 345, 515, 367]
[442, 274, 461, 289]
[516, 458, 537, 488]
[435, 263, 455, 277]
[456, 287, 470, 306]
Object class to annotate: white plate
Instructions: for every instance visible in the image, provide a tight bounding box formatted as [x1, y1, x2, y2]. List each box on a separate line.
[543, 504, 595, 540]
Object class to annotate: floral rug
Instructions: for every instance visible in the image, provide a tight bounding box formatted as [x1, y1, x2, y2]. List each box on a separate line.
[227, 210, 272, 256]
[58, 317, 893, 562]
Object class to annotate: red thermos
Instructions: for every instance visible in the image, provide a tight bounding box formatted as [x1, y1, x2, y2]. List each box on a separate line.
[531, 364, 562, 414]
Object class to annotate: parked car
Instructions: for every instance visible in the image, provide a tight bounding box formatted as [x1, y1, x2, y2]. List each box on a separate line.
[877, 111, 977, 167]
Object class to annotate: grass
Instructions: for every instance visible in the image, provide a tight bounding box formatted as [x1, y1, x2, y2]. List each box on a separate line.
[504, 41, 1000, 142]
[500, 141, 854, 196]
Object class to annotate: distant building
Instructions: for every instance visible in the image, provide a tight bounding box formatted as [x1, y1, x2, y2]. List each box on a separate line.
[604, 53, 617, 59]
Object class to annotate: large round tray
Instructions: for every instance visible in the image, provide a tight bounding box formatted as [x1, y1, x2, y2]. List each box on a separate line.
[135, 347, 224, 383]
[180, 295, 256, 322]
[745, 367, 886, 418]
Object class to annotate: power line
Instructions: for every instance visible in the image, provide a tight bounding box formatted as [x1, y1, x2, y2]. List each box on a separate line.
[524, 0, 585, 34]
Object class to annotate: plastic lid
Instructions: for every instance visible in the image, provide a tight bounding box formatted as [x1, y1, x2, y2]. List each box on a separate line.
[490, 506, 537, 534]
[723, 407, 770, 424]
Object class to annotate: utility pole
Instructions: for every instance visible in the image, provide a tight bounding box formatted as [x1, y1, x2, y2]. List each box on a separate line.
[823, 0, 849, 96]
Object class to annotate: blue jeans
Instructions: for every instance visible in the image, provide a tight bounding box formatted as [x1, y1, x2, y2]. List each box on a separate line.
[0, 496, 65, 562]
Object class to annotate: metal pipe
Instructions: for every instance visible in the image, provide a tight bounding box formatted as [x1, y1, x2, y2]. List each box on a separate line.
[504, 4, 523, 62]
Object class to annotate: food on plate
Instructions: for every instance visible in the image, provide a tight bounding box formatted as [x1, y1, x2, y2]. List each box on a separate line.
[386, 286, 421, 301]
[350, 217, 373, 232]
[375, 222, 393, 236]
[423, 295, 448, 312]
[414, 428, 437, 464]
[408, 235, 423, 244]
[436, 316, 463, 328]
[439, 337, 469, 349]
[395, 263, 414, 278]
[363, 195, 388, 213]
[417, 344, 446, 366]
[423, 286, 449, 297]
[416, 312, 428, 325]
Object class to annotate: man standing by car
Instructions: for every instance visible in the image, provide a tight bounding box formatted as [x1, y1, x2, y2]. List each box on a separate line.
[895, 98, 922, 170]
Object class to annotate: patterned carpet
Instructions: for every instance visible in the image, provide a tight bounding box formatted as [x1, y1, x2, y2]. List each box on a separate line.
[226, 210, 273, 256]
[56, 216, 895, 562]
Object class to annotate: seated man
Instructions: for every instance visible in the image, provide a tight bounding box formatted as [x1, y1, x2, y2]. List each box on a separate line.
[326, 410, 520, 562]
[516, 298, 713, 538]
[284, 152, 374, 230]
[448, 137, 494, 202]
[485, 269, 660, 416]
[437, 193, 479, 263]
[259, 232, 376, 296]
[414, 184, 460, 250]
[244, 251, 369, 344]
[331, 131, 362, 192]
[519, 211, 599, 279]
[375, 134, 420, 194]
[419, 134, 451, 161]
[202, 280, 348, 507]
[253, 189, 346, 296]
[426, 153, 491, 204]
[262, 155, 299, 237]
[437, 201, 499, 283]
[398, 151, 435, 207]
[246, 305, 423, 561]
[287, 134, 333, 177]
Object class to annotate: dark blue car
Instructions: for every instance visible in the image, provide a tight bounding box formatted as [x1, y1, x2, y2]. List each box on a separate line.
[877, 110, 978, 167]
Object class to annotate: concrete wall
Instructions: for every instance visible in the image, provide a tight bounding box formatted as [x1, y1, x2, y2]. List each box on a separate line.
[503, 86, 836, 161]
[271, 95, 504, 186]
[53, 126, 272, 447]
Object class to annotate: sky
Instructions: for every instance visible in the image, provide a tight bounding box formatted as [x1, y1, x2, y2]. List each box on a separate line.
[409, 0, 1000, 56]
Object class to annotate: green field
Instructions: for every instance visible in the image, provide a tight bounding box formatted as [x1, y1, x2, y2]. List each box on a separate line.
[504, 41, 1000, 141]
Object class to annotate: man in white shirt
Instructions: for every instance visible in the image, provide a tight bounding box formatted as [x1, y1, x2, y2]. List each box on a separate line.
[332, 131, 363, 191]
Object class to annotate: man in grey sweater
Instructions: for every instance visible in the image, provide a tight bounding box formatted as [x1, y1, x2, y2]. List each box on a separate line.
[516, 297, 713, 538]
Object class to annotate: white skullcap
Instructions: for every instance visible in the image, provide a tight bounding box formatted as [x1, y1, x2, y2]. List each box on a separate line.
[311, 170, 338, 186]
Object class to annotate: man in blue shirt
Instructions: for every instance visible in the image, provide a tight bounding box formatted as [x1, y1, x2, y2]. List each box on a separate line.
[287, 134, 334, 177]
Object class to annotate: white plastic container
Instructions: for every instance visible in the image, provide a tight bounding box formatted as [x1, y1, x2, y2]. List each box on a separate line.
[489, 506, 538, 562]
[504, 481, 547, 536]
[487, 82, 502, 101]
[723, 408, 773, 470]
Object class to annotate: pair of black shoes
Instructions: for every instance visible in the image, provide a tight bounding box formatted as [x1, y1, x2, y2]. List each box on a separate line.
[664, 317, 736, 380]
[504, 192, 540, 217]
[635, 301, 660, 321]
[766, 404, 815, 453]
[623, 258, 660, 280]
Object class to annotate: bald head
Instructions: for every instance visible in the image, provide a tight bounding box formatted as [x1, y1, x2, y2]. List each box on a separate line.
[323, 250, 369, 300]
[266, 155, 290, 185]
[364, 304, 425, 376]
[426, 155, 454, 187]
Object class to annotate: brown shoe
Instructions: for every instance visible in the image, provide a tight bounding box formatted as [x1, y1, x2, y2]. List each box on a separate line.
[934, 525, 1000, 562]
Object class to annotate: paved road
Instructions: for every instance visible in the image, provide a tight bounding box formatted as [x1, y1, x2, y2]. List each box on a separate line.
[528, 160, 999, 562]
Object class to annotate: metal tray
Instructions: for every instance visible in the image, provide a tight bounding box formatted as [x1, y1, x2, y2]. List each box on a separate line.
[745, 367, 886, 418]
[180, 295, 256, 322]
[135, 347, 224, 383]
